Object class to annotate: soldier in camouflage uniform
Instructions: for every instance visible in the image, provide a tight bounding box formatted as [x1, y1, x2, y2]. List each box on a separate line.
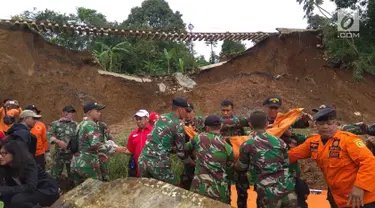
[184, 115, 234, 203]
[138, 98, 193, 186]
[47, 105, 78, 183]
[181, 103, 205, 190]
[236, 110, 297, 208]
[70, 102, 128, 186]
[262, 96, 311, 207]
[220, 100, 250, 208]
[97, 121, 113, 181]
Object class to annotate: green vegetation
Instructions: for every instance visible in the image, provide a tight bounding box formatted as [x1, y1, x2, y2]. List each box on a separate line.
[107, 129, 184, 182]
[11, 0, 247, 75]
[298, 0, 375, 80]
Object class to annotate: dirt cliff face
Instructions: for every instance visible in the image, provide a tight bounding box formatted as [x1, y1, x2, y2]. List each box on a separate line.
[0, 25, 374, 126]
[0, 25, 171, 125]
[188, 32, 375, 122]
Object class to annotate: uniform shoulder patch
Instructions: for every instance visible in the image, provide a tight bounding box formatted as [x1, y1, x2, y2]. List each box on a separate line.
[353, 139, 365, 148]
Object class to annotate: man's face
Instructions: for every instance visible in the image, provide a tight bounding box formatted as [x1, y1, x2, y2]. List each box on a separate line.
[135, 116, 149, 129]
[88, 109, 101, 121]
[24, 117, 36, 128]
[177, 108, 188, 120]
[263, 106, 280, 120]
[63, 112, 74, 120]
[185, 110, 195, 121]
[315, 119, 339, 139]
[221, 105, 234, 119]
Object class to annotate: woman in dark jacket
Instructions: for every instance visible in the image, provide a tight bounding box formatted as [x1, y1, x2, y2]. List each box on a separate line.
[0, 139, 60, 208]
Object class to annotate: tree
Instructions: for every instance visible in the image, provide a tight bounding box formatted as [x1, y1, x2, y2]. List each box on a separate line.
[93, 42, 130, 72]
[163, 48, 175, 74]
[205, 41, 218, 64]
[297, 0, 375, 80]
[219, 40, 246, 61]
[195, 56, 210, 67]
[122, 0, 186, 32]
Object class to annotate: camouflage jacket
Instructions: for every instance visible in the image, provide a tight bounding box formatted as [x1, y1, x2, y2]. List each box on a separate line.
[97, 121, 113, 142]
[236, 131, 295, 203]
[341, 122, 375, 136]
[185, 132, 234, 182]
[71, 119, 116, 170]
[47, 118, 78, 153]
[220, 116, 249, 137]
[139, 112, 189, 166]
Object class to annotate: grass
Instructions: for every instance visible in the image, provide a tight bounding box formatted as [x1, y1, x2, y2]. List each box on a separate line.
[108, 129, 184, 182]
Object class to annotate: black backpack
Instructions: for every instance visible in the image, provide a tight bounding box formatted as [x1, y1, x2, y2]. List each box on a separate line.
[67, 133, 79, 154]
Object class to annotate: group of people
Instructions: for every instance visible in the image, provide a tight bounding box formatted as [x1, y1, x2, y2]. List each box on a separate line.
[0, 96, 374, 208]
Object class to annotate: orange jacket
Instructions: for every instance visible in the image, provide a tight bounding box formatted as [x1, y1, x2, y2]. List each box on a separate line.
[0, 107, 22, 132]
[288, 130, 375, 207]
[30, 121, 48, 156]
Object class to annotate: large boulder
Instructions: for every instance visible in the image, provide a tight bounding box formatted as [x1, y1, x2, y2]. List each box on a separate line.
[50, 178, 232, 208]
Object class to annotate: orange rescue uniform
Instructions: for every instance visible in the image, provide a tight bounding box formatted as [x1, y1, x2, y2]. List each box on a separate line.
[30, 121, 49, 156]
[288, 130, 375, 207]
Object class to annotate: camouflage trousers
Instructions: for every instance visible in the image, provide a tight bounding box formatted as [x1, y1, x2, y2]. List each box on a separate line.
[180, 164, 195, 190]
[190, 175, 231, 204]
[234, 171, 249, 208]
[100, 161, 110, 181]
[138, 159, 178, 186]
[258, 192, 298, 208]
[51, 150, 73, 182]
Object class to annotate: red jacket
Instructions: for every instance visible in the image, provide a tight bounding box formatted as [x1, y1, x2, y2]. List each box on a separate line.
[127, 124, 153, 177]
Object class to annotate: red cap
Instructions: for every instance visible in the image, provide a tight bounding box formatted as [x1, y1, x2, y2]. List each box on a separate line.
[149, 112, 160, 123]
[0, 131, 5, 140]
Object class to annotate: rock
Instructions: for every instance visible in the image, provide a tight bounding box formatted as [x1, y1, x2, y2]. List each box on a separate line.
[158, 83, 167, 92]
[50, 178, 231, 208]
[174, 72, 197, 89]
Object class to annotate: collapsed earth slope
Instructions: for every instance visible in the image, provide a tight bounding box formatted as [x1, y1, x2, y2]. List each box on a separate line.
[0, 25, 374, 126]
[0, 25, 171, 126]
[188, 31, 375, 123]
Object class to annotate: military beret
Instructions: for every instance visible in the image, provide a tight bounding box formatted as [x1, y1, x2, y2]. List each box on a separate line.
[24, 104, 41, 114]
[263, 96, 282, 107]
[204, 115, 221, 127]
[172, 97, 192, 112]
[83, 102, 105, 113]
[313, 107, 336, 121]
[63, 105, 76, 113]
[312, 104, 334, 113]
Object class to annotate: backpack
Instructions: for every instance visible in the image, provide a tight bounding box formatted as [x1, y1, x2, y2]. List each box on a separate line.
[67, 124, 80, 154]
[67, 131, 79, 154]
[3, 108, 15, 125]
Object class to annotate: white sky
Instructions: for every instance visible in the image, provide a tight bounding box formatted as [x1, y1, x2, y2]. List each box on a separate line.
[0, 0, 337, 60]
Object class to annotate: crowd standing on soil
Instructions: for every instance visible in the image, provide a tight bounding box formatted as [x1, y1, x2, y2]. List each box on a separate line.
[0, 97, 374, 208]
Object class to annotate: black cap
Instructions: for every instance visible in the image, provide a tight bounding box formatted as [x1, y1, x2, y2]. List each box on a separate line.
[263, 96, 282, 107]
[83, 102, 105, 113]
[24, 104, 41, 114]
[204, 115, 221, 127]
[313, 107, 337, 121]
[312, 104, 334, 113]
[189, 103, 194, 110]
[62, 105, 76, 113]
[172, 98, 192, 112]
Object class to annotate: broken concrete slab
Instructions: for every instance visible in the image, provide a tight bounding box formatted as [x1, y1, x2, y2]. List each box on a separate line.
[174, 72, 196, 89]
[50, 178, 232, 208]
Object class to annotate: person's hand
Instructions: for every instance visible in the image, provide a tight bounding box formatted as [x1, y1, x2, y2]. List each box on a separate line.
[115, 146, 130, 154]
[301, 112, 313, 121]
[55, 140, 68, 149]
[45, 152, 52, 165]
[367, 136, 375, 146]
[98, 153, 109, 162]
[347, 186, 364, 208]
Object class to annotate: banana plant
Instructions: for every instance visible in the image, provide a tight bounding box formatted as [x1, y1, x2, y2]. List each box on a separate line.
[164, 48, 175, 74]
[93, 41, 130, 72]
